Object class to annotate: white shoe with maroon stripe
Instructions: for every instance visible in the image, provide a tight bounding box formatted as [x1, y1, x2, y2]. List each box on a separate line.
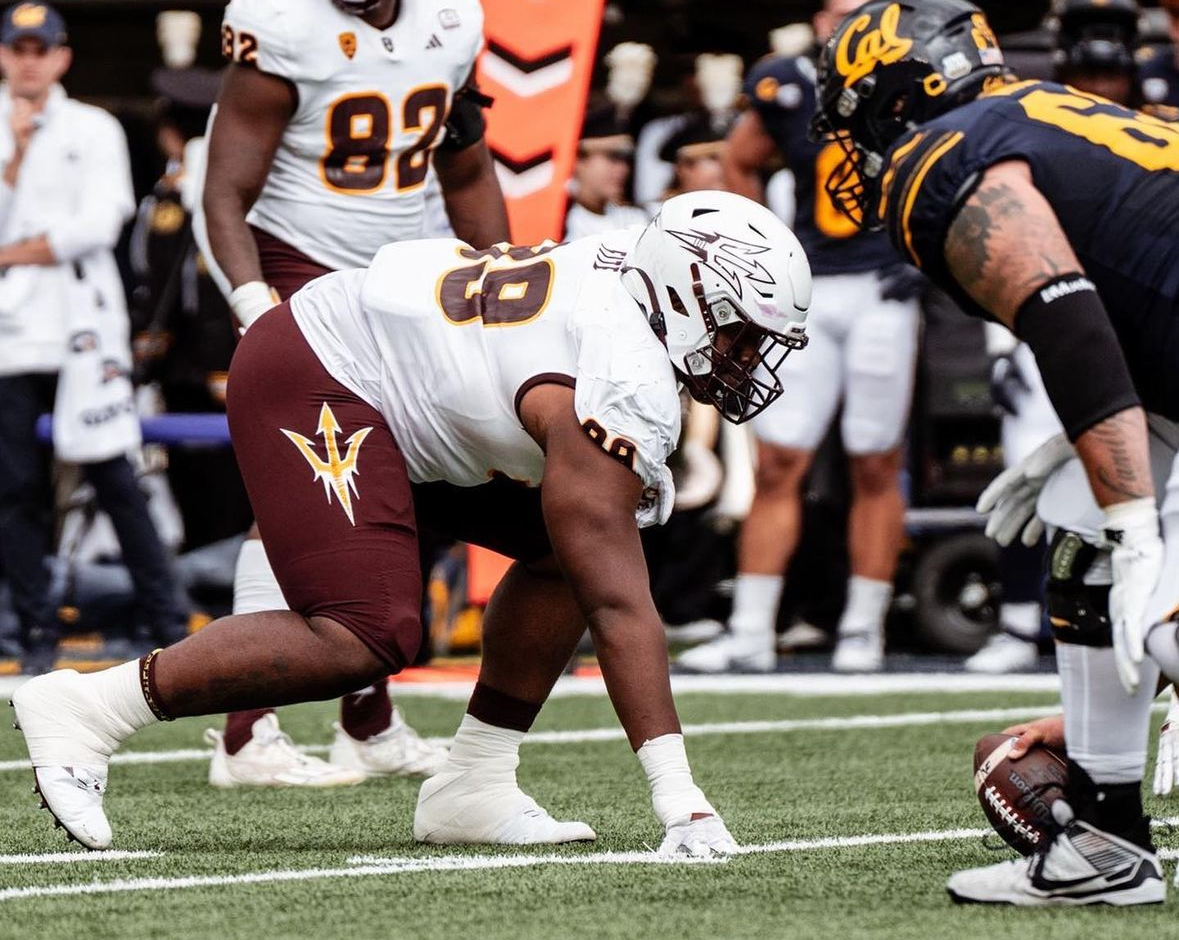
[205, 714, 365, 788]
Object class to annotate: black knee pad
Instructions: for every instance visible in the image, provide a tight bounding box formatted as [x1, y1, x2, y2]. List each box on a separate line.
[1046, 530, 1112, 647]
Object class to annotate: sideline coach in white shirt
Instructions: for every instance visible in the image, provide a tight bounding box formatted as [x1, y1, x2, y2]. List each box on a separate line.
[0, 2, 187, 674]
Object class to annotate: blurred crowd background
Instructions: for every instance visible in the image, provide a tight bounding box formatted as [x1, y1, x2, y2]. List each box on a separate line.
[1, 0, 1173, 675]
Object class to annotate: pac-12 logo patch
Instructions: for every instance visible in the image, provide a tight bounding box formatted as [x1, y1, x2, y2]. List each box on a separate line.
[281, 402, 372, 525]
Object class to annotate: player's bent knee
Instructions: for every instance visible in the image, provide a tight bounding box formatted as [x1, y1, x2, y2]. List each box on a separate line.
[1045, 530, 1112, 648]
[753, 444, 810, 495]
[306, 614, 404, 682]
[849, 450, 903, 498]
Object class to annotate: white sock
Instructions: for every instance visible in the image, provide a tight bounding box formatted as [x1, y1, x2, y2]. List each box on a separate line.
[1058, 643, 1158, 784]
[837, 575, 892, 637]
[18, 661, 160, 767]
[233, 539, 287, 615]
[1000, 602, 1041, 641]
[79, 660, 160, 757]
[728, 574, 783, 638]
[446, 714, 523, 772]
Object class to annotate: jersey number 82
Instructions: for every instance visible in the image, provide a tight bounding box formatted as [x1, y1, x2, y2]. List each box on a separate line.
[320, 85, 449, 195]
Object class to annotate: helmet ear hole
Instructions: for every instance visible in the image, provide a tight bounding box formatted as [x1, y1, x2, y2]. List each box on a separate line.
[666, 286, 691, 319]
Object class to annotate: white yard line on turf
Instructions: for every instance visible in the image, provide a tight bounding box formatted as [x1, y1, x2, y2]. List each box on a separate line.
[345, 829, 994, 871]
[0, 829, 988, 901]
[4, 817, 1178, 901]
[0, 672, 1063, 701]
[0, 702, 1088, 773]
[0, 850, 162, 865]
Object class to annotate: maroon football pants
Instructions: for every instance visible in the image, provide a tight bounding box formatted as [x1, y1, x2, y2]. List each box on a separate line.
[226, 301, 421, 670]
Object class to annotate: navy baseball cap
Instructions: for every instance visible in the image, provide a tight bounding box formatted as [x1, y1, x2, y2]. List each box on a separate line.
[1, 3, 67, 47]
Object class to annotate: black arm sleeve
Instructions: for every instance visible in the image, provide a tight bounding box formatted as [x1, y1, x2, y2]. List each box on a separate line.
[439, 84, 494, 153]
[1015, 274, 1141, 440]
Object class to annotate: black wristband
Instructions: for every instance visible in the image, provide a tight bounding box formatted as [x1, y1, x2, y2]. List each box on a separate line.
[439, 84, 494, 152]
[1014, 273, 1141, 440]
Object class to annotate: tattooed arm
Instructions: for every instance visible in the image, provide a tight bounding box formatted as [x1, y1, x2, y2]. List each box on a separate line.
[944, 159, 1151, 508]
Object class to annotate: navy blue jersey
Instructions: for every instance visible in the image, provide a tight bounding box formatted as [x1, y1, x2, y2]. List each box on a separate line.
[882, 79, 1179, 419]
[746, 55, 896, 276]
[1138, 46, 1179, 109]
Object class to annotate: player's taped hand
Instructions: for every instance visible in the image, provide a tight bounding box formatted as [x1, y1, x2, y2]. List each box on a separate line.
[976, 433, 1076, 547]
[658, 813, 738, 858]
[1153, 687, 1179, 796]
[1103, 498, 1164, 695]
[637, 733, 734, 856]
[229, 281, 280, 331]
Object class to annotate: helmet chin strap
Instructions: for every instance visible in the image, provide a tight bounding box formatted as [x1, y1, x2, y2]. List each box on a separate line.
[621, 265, 668, 345]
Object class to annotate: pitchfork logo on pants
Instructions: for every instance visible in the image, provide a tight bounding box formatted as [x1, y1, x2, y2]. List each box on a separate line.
[281, 403, 373, 525]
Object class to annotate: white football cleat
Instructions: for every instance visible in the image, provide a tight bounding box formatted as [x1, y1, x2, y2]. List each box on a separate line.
[964, 632, 1039, 674]
[777, 621, 829, 652]
[11, 670, 122, 849]
[205, 713, 365, 788]
[328, 706, 449, 777]
[947, 805, 1164, 906]
[831, 630, 883, 673]
[414, 765, 596, 845]
[676, 633, 776, 674]
[663, 619, 725, 644]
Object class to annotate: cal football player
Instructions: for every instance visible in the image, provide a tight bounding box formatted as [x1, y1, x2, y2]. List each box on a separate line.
[1137, 0, 1179, 108]
[199, 0, 509, 787]
[967, 0, 1144, 675]
[12, 191, 811, 856]
[814, 0, 1179, 906]
[678, 0, 921, 675]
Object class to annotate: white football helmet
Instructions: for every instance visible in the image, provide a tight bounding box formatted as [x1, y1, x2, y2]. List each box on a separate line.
[622, 190, 811, 423]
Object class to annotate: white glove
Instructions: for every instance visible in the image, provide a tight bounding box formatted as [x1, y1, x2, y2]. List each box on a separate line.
[1153, 686, 1179, 796]
[658, 813, 737, 858]
[1103, 498, 1164, 695]
[637, 733, 737, 857]
[976, 433, 1076, 547]
[229, 280, 280, 330]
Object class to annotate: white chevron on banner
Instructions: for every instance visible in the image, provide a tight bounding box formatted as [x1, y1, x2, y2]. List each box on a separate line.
[481, 48, 573, 98]
[493, 158, 555, 200]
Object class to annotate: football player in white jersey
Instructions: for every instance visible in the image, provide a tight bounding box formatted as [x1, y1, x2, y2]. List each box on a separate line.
[199, 0, 509, 787]
[13, 191, 811, 854]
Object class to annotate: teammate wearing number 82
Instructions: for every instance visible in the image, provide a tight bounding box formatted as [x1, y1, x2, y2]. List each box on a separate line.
[199, 0, 509, 786]
[813, 0, 1179, 907]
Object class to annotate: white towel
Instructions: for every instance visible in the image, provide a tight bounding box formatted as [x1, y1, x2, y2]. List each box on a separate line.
[52, 269, 141, 462]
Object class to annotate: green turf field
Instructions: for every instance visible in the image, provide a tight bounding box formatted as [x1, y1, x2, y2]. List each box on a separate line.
[0, 684, 1175, 940]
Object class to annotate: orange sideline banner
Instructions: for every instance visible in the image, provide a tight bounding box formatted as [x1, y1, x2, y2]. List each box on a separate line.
[477, 0, 606, 244]
[466, 0, 605, 604]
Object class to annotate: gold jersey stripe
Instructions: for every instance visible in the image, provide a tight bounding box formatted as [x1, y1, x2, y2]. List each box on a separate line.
[878, 131, 926, 220]
[900, 130, 965, 267]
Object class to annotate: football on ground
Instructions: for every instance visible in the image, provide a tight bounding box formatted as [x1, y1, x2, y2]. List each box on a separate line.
[973, 731, 1068, 856]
